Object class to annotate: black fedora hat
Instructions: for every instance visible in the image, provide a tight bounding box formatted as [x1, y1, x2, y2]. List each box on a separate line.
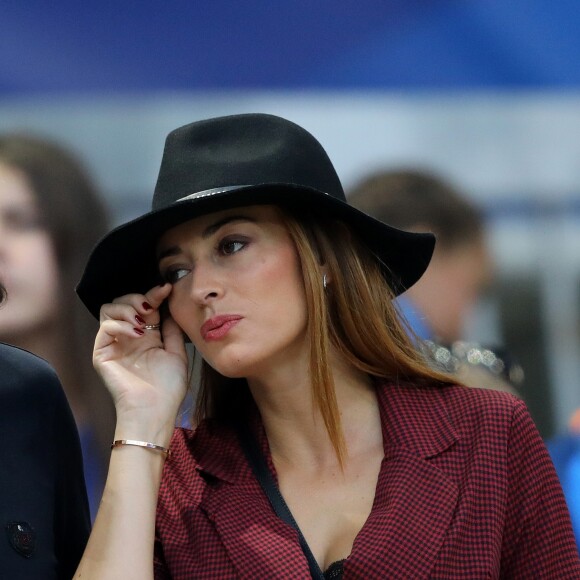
[77, 113, 434, 319]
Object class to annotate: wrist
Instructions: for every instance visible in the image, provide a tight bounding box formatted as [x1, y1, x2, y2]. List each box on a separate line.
[111, 439, 171, 458]
[114, 413, 176, 448]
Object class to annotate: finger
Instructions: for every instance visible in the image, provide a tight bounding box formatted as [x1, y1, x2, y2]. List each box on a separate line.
[109, 290, 163, 318]
[95, 319, 145, 350]
[137, 284, 174, 333]
[100, 302, 149, 327]
[142, 283, 173, 312]
[102, 284, 173, 326]
[161, 315, 188, 362]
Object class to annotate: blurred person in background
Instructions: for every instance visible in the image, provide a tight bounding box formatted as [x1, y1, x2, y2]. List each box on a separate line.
[348, 169, 522, 394]
[548, 402, 580, 550]
[0, 280, 90, 578]
[0, 134, 115, 518]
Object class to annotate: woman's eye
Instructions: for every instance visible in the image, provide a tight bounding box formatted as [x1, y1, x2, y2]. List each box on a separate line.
[4, 209, 45, 232]
[163, 268, 190, 283]
[219, 239, 246, 255]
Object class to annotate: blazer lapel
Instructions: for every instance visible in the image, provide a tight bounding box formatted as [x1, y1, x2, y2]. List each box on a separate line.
[346, 382, 460, 579]
[199, 480, 312, 579]
[194, 383, 460, 579]
[195, 417, 312, 579]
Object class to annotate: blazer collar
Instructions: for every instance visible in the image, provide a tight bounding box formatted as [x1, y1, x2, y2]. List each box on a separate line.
[194, 381, 459, 481]
[195, 381, 461, 579]
[193, 408, 269, 485]
[195, 412, 312, 577]
[344, 381, 460, 578]
[377, 380, 459, 459]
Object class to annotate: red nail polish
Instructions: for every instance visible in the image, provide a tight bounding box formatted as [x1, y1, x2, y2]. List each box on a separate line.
[135, 315, 146, 325]
[142, 302, 152, 311]
[134, 328, 145, 335]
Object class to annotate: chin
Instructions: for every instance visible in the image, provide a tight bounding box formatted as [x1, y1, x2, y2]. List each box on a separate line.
[203, 356, 252, 380]
[219, 357, 255, 378]
[201, 344, 258, 377]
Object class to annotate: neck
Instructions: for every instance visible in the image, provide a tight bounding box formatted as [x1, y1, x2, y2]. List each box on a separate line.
[247, 352, 381, 470]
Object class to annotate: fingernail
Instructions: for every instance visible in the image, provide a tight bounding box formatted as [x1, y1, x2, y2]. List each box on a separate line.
[134, 328, 145, 336]
[142, 302, 152, 311]
[135, 315, 146, 325]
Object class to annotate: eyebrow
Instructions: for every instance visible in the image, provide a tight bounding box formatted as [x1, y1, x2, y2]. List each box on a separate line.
[157, 214, 256, 261]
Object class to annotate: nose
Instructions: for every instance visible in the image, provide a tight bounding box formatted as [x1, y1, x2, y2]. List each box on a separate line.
[189, 261, 223, 305]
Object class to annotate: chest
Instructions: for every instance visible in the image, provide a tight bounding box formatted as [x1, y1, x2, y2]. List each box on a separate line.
[277, 453, 384, 572]
[157, 391, 518, 580]
[157, 449, 508, 579]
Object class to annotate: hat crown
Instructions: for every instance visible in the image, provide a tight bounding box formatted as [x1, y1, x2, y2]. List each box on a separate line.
[77, 113, 435, 320]
[152, 113, 345, 210]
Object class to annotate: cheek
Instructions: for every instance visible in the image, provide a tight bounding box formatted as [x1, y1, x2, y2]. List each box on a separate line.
[266, 258, 308, 330]
[40, 246, 60, 297]
[167, 293, 195, 336]
[458, 269, 486, 307]
[445, 283, 480, 329]
[166, 291, 209, 353]
[20, 235, 60, 300]
[0, 235, 60, 330]
[261, 245, 303, 292]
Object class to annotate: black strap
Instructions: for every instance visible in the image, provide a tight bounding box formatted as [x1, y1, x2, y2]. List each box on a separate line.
[237, 423, 325, 580]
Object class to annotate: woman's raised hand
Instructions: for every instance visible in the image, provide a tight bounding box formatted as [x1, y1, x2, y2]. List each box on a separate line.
[94, 283, 188, 438]
[75, 283, 187, 579]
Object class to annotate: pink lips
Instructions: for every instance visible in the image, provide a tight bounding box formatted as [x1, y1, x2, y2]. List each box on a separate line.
[200, 315, 243, 341]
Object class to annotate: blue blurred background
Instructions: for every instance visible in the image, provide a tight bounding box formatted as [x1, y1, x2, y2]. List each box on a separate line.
[2, 0, 580, 437]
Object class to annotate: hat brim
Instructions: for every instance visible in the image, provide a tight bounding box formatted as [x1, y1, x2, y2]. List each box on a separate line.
[76, 184, 435, 319]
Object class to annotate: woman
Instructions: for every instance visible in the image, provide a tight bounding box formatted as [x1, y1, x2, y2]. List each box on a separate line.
[348, 169, 491, 346]
[0, 134, 115, 516]
[0, 282, 90, 578]
[348, 169, 522, 395]
[75, 114, 580, 578]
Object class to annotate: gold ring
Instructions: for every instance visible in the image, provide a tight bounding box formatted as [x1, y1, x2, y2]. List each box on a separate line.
[144, 323, 161, 330]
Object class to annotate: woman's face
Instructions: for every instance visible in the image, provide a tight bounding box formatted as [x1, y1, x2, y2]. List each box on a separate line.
[157, 205, 309, 380]
[0, 162, 60, 339]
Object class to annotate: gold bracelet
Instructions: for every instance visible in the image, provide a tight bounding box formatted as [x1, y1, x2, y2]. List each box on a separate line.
[111, 439, 171, 457]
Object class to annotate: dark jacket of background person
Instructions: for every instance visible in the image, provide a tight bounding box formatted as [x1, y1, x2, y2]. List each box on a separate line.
[0, 341, 90, 579]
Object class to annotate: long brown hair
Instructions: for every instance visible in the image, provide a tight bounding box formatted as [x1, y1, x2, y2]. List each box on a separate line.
[194, 206, 455, 463]
[0, 134, 115, 470]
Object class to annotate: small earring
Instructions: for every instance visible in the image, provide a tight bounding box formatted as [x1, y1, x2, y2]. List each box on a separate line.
[323, 273, 328, 289]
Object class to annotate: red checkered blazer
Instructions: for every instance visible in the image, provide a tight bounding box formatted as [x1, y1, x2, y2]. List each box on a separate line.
[154, 382, 580, 578]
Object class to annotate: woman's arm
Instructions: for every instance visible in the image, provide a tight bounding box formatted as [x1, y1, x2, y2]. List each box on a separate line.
[74, 283, 188, 579]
